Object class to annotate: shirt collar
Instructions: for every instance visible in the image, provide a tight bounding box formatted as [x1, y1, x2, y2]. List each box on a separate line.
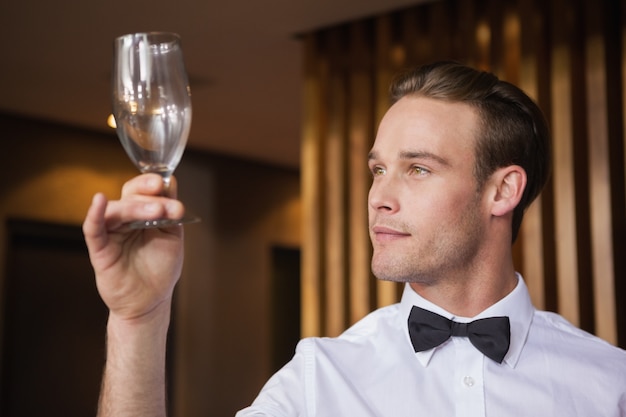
[400, 273, 534, 368]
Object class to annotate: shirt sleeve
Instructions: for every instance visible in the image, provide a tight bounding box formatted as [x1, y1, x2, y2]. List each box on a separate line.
[235, 339, 314, 417]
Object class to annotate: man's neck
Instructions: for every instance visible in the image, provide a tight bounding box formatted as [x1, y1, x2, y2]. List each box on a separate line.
[408, 267, 518, 317]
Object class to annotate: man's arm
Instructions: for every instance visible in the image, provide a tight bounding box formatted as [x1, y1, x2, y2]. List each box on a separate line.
[99, 305, 171, 417]
[83, 174, 185, 417]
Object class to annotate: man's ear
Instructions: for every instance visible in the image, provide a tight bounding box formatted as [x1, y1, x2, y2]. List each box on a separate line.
[490, 165, 527, 217]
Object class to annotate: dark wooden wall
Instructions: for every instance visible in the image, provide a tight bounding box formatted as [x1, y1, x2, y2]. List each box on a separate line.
[300, 0, 626, 348]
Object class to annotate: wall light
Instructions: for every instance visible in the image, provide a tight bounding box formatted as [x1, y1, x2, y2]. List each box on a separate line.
[107, 114, 117, 129]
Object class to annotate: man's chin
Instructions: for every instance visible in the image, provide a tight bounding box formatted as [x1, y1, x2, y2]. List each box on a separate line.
[371, 264, 410, 283]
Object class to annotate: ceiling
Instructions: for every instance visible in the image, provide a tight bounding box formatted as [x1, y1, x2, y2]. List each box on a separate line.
[0, 0, 425, 169]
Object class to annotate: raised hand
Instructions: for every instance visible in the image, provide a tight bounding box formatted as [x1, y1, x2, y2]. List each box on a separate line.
[83, 173, 185, 321]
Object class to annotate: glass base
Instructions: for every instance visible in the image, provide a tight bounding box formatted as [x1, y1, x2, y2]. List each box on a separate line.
[127, 215, 201, 229]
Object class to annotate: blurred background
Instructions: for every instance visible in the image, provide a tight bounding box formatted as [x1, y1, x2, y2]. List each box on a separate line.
[1, 0, 625, 416]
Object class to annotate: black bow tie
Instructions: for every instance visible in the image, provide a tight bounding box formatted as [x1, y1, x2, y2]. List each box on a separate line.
[408, 306, 511, 363]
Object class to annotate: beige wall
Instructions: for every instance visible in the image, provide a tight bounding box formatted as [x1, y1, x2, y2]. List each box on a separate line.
[0, 114, 301, 416]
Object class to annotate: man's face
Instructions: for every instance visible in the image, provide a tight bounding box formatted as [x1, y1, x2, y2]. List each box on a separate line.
[368, 96, 488, 285]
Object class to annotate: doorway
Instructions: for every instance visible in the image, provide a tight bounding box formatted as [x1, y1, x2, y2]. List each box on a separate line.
[0, 219, 107, 417]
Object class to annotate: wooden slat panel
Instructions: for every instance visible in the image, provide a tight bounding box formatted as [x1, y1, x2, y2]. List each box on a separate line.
[402, 8, 423, 65]
[550, 0, 580, 326]
[518, 0, 546, 309]
[532, 0, 559, 314]
[622, 0, 626, 212]
[585, 2, 617, 344]
[429, 0, 452, 61]
[324, 29, 348, 337]
[301, 34, 324, 337]
[474, 3, 492, 71]
[569, 0, 595, 335]
[348, 21, 374, 324]
[455, 0, 478, 66]
[487, 0, 506, 75]
[613, 0, 626, 348]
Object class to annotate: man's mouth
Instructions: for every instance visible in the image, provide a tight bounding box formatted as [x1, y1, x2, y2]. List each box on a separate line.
[371, 225, 411, 242]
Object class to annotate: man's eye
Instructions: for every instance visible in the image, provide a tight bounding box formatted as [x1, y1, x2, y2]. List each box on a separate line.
[372, 166, 386, 176]
[412, 166, 429, 175]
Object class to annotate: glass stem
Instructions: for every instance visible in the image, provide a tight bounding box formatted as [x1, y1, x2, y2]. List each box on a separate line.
[161, 174, 172, 197]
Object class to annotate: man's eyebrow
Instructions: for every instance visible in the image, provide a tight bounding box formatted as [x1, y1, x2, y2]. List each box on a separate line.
[368, 150, 450, 166]
[398, 150, 450, 166]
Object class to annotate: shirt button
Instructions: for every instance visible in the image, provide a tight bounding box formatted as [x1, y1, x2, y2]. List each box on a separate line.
[463, 376, 475, 387]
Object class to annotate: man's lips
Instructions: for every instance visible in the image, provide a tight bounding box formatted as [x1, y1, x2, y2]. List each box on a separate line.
[371, 225, 411, 241]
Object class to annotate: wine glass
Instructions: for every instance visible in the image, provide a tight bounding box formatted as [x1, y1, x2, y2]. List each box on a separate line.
[112, 32, 199, 229]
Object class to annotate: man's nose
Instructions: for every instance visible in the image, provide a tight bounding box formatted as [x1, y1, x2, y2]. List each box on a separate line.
[368, 177, 400, 213]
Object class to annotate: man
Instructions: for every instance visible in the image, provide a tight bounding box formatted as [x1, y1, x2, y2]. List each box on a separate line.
[84, 61, 626, 416]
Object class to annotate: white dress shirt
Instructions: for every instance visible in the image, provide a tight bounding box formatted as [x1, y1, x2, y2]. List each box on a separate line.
[237, 274, 626, 416]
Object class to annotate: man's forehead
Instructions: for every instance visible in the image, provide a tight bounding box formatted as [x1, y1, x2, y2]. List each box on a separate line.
[372, 97, 478, 157]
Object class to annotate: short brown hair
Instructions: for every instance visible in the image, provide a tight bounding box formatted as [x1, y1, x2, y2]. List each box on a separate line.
[390, 61, 551, 242]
